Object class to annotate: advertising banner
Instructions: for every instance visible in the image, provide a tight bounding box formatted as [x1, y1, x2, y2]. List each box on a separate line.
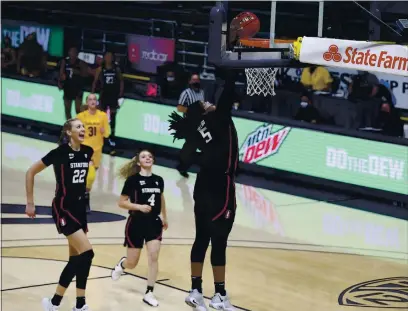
[299, 36, 408, 77]
[1, 19, 64, 57]
[2, 78, 407, 195]
[127, 34, 175, 74]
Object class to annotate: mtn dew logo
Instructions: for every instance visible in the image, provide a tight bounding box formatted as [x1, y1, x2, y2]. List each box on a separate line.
[239, 124, 291, 164]
[2, 20, 64, 57]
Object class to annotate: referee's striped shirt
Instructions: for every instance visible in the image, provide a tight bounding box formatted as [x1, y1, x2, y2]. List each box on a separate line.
[179, 87, 205, 107]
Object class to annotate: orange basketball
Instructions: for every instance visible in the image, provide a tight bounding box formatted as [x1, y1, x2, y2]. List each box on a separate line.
[231, 12, 261, 39]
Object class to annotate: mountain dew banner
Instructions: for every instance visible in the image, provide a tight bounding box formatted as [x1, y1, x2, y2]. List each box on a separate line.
[2, 77, 407, 195]
[1, 19, 64, 57]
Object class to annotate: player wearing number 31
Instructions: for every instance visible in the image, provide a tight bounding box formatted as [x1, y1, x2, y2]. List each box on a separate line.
[111, 149, 168, 307]
[25, 118, 95, 311]
[76, 93, 110, 213]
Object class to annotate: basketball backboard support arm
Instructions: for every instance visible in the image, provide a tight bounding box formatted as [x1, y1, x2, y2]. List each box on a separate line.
[208, 6, 303, 68]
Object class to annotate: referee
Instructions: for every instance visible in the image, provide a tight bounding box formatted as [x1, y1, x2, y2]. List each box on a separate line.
[176, 73, 205, 177]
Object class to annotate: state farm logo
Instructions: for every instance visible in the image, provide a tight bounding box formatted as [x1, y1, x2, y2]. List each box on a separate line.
[323, 45, 342, 62]
[322, 44, 408, 72]
[239, 124, 290, 164]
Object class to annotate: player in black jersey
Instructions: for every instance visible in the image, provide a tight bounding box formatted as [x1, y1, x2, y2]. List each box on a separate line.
[59, 47, 90, 120]
[25, 118, 95, 311]
[169, 69, 239, 311]
[92, 51, 124, 152]
[111, 149, 168, 307]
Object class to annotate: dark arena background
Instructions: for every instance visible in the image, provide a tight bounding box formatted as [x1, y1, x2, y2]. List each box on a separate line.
[1, 1, 408, 311]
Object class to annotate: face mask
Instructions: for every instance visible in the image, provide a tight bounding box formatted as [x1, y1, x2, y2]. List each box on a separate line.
[300, 101, 308, 108]
[191, 82, 200, 89]
[167, 77, 175, 82]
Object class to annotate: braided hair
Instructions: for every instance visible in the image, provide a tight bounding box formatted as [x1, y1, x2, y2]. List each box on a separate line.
[58, 118, 79, 145]
[118, 149, 155, 179]
[168, 100, 204, 143]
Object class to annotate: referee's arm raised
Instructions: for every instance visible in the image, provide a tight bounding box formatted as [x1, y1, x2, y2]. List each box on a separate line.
[177, 89, 189, 113]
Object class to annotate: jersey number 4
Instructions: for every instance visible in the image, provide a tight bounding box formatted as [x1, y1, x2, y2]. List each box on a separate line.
[147, 194, 155, 206]
[72, 169, 86, 183]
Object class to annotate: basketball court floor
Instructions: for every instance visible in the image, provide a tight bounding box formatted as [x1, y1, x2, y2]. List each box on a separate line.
[1, 132, 407, 311]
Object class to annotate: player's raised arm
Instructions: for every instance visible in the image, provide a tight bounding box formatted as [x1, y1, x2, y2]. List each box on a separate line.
[214, 68, 238, 116]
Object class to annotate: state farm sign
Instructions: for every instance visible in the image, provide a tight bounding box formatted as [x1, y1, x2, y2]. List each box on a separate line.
[300, 37, 408, 77]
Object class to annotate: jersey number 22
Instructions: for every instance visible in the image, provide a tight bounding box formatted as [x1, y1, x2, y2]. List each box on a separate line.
[72, 169, 86, 183]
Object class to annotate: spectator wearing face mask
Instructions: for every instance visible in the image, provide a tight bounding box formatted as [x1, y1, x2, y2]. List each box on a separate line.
[300, 65, 333, 92]
[294, 92, 322, 124]
[374, 101, 404, 138]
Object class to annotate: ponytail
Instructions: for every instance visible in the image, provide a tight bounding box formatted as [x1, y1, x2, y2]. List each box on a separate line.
[58, 118, 78, 145]
[118, 156, 140, 179]
[118, 149, 155, 179]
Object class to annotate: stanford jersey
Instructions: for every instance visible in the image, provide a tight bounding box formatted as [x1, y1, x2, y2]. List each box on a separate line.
[42, 144, 94, 199]
[192, 77, 239, 176]
[121, 173, 164, 217]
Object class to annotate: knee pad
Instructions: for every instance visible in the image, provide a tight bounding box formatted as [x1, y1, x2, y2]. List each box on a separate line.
[210, 237, 228, 266]
[58, 255, 77, 288]
[190, 235, 211, 263]
[86, 165, 96, 190]
[75, 249, 94, 289]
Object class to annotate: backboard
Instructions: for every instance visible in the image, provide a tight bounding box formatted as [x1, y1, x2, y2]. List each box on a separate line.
[208, 1, 308, 68]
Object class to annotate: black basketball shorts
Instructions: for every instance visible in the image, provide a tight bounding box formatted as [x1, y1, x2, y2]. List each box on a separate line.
[63, 82, 84, 101]
[51, 196, 88, 236]
[193, 173, 236, 238]
[99, 93, 119, 110]
[124, 216, 163, 249]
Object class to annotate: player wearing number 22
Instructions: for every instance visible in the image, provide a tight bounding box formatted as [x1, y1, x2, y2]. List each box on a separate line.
[111, 149, 168, 307]
[76, 93, 110, 212]
[25, 118, 95, 311]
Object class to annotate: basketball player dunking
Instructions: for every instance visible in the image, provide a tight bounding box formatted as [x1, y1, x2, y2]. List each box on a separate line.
[25, 118, 95, 311]
[169, 68, 239, 311]
[76, 93, 110, 213]
[110, 150, 168, 307]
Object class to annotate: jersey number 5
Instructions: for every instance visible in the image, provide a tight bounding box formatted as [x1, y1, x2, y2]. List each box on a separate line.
[72, 169, 86, 183]
[147, 194, 155, 206]
[199, 127, 213, 143]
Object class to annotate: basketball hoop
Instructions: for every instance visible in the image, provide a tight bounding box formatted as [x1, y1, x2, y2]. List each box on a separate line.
[239, 38, 279, 97]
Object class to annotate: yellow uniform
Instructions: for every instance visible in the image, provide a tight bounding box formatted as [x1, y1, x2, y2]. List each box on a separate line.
[77, 109, 110, 190]
[300, 66, 333, 91]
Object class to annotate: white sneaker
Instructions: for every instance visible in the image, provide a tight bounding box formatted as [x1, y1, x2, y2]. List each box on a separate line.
[143, 291, 159, 307]
[42, 298, 59, 311]
[72, 305, 90, 311]
[209, 293, 235, 311]
[111, 257, 126, 281]
[185, 289, 208, 311]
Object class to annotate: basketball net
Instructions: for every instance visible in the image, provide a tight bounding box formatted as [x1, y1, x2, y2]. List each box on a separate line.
[239, 38, 279, 97]
[245, 67, 278, 97]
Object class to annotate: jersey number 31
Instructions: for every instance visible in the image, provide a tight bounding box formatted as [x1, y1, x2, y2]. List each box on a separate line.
[72, 169, 86, 183]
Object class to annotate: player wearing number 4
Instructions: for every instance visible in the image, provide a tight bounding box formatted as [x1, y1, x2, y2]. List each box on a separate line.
[76, 93, 110, 213]
[25, 118, 95, 311]
[111, 150, 168, 307]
